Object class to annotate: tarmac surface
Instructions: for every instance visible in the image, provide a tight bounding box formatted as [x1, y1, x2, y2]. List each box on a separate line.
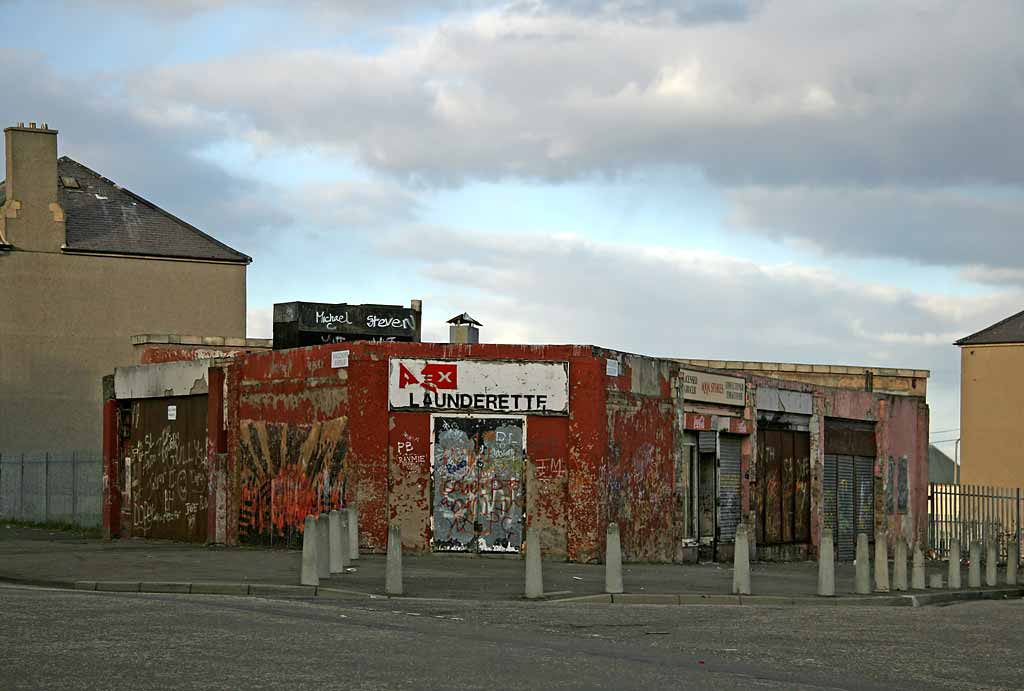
[0, 525, 997, 601]
[3, 581, 1024, 690]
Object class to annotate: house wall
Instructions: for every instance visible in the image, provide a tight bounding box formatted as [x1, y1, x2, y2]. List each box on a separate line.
[0, 249, 246, 455]
[960, 344, 1024, 488]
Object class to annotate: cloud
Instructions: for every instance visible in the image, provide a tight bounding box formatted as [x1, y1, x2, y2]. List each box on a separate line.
[726, 185, 1024, 274]
[125, 2, 1024, 188]
[375, 225, 1024, 433]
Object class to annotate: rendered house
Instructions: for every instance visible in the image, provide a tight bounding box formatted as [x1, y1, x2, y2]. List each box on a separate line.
[0, 122, 250, 456]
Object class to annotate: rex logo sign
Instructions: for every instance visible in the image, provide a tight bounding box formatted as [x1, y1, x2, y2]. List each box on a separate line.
[397, 362, 458, 394]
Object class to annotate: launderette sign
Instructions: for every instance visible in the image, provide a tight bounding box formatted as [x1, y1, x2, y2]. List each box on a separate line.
[389, 359, 569, 415]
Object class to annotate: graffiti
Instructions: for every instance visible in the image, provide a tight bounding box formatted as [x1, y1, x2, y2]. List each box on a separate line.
[432, 417, 525, 553]
[129, 426, 208, 540]
[534, 457, 566, 479]
[394, 436, 427, 474]
[238, 417, 348, 544]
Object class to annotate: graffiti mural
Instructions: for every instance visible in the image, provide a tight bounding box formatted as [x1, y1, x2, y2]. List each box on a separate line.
[238, 417, 348, 544]
[432, 416, 524, 553]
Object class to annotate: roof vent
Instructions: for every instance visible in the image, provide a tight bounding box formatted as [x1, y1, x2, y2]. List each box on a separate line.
[448, 312, 481, 344]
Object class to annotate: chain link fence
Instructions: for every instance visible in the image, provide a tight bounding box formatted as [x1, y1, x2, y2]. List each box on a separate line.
[0, 453, 103, 528]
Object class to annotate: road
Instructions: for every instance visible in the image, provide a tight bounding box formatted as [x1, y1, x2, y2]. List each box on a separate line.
[1, 584, 1020, 690]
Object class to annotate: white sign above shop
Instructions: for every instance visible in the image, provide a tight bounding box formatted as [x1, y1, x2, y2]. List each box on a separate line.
[681, 369, 746, 407]
[389, 359, 569, 415]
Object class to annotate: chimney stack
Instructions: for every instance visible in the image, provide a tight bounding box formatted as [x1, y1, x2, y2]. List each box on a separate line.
[2, 122, 64, 251]
[447, 313, 482, 344]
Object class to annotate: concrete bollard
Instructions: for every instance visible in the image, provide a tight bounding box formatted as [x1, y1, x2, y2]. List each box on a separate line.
[1007, 542, 1019, 586]
[385, 524, 403, 596]
[855, 533, 871, 594]
[524, 526, 544, 599]
[347, 505, 360, 561]
[911, 542, 926, 590]
[605, 522, 624, 595]
[893, 538, 908, 592]
[985, 542, 998, 587]
[948, 539, 961, 589]
[968, 541, 981, 588]
[328, 510, 346, 574]
[929, 573, 944, 589]
[317, 513, 331, 579]
[732, 524, 751, 595]
[874, 531, 890, 593]
[301, 515, 319, 587]
[817, 528, 835, 597]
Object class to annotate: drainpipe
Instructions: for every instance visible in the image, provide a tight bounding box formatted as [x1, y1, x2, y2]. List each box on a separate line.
[954, 438, 961, 485]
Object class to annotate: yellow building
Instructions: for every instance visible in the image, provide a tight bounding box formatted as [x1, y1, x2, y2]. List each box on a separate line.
[1, 122, 249, 455]
[956, 311, 1024, 488]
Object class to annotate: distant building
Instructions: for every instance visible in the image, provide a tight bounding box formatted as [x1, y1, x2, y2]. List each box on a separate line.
[956, 310, 1024, 488]
[928, 444, 957, 484]
[0, 122, 250, 455]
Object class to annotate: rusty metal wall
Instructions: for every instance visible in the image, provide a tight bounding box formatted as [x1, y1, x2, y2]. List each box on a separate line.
[757, 428, 810, 546]
[126, 396, 208, 542]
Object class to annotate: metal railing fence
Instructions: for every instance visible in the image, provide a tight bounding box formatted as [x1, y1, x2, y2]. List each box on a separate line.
[928, 483, 1022, 562]
[0, 452, 103, 528]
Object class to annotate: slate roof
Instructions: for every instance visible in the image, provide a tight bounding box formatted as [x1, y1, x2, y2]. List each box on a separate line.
[955, 309, 1024, 346]
[0, 157, 249, 263]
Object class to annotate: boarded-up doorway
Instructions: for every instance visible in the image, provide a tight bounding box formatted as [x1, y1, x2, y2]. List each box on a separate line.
[126, 395, 209, 542]
[431, 415, 525, 553]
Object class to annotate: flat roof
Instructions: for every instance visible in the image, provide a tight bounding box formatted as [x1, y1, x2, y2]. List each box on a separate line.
[675, 359, 929, 379]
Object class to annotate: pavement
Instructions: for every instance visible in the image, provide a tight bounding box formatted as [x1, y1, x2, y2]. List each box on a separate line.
[2, 525, 1021, 606]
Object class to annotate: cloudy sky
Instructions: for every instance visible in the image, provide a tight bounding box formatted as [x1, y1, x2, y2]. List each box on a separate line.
[4, 0, 1023, 449]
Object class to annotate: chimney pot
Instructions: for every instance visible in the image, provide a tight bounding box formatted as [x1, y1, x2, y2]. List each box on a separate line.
[17, 122, 24, 127]
[28, 122, 36, 129]
[42, 123, 48, 129]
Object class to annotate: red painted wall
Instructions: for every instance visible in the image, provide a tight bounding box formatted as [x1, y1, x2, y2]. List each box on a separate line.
[212, 342, 930, 563]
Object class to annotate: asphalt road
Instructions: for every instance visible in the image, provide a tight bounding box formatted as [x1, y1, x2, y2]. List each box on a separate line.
[1, 584, 1021, 690]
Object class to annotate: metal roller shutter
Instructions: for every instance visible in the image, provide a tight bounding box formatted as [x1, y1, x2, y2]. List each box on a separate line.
[719, 435, 743, 543]
[854, 455, 875, 543]
[838, 455, 856, 560]
[698, 431, 717, 454]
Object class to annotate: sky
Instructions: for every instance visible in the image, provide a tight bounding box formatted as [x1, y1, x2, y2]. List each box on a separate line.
[3, 0, 1023, 452]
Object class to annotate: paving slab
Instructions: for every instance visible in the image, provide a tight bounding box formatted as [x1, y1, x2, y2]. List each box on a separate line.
[95, 581, 140, 593]
[190, 582, 249, 596]
[141, 582, 191, 594]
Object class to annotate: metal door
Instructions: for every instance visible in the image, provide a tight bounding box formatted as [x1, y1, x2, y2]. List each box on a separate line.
[126, 395, 209, 542]
[823, 454, 869, 560]
[718, 435, 743, 544]
[757, 429, 811, 545]
[431, 416, 525, 553]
